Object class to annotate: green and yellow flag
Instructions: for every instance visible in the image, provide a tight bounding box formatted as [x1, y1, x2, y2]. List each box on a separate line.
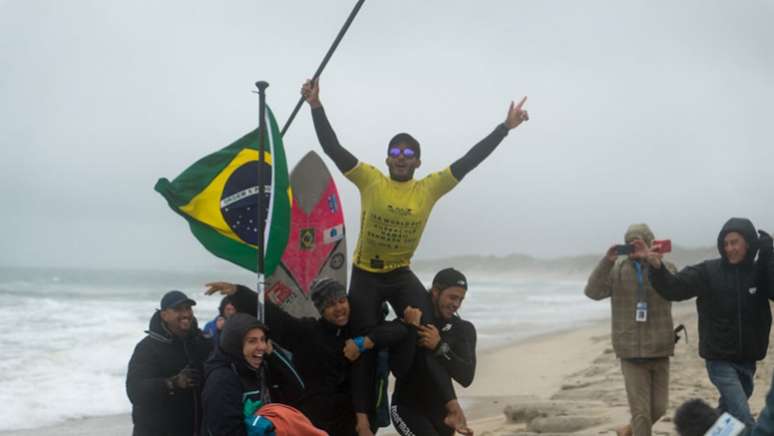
[155, 106, 290, 274]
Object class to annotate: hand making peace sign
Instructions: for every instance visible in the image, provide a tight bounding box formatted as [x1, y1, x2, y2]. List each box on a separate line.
[504, 96, 529, 130]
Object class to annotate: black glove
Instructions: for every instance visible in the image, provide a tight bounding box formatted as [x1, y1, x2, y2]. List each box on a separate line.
[759, 230, 773, 259]
[168, 367, 201, 390]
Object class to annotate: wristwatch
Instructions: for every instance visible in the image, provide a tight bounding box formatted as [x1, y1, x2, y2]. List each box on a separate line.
[165, 378, 176, 395]
[434, 342, 451, 359]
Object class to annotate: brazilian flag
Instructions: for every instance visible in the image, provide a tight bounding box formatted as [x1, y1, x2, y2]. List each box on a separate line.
[155, 106, 290, 274]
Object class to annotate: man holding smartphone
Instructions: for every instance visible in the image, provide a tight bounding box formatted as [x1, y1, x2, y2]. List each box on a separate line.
[585, 223, 677, 436]
[633, 218, 774, 427]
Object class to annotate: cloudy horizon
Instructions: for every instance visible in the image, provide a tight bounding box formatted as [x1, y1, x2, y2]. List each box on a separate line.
[1, 0, 772, 271]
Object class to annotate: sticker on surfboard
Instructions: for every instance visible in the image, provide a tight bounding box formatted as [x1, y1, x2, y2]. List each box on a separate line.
[266, 151, 347, 318]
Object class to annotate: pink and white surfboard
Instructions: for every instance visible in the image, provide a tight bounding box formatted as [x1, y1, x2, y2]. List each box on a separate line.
[265, 151, 347, 318]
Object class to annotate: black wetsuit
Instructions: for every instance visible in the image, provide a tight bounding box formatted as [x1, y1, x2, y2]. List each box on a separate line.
[230, 285, 410, 436]
[391, 297, 477, 436]
[311, 105, 503, 416]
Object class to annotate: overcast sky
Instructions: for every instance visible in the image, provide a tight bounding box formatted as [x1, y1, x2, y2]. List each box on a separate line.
[1, 0, 772, 271]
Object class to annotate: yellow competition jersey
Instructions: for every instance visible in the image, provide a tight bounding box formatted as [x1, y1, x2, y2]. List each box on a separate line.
[345, 163, 459, 272]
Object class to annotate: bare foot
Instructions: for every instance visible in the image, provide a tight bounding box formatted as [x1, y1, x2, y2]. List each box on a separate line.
[615, 424, 632, 436]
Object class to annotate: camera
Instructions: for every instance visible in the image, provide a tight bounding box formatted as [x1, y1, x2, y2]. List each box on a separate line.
[652, 239, 672, 253]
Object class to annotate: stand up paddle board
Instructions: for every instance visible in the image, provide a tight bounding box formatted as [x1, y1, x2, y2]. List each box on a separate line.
[266, 151, 347, 318]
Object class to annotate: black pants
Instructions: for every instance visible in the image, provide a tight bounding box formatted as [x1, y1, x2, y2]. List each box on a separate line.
[348, 266, 434, 414]
[390, 402, 453, 436]
[348, 266, 433, 335]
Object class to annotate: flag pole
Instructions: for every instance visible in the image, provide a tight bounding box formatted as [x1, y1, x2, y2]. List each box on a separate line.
[280, 0, 366, 137]
[255, 80, 269, 322]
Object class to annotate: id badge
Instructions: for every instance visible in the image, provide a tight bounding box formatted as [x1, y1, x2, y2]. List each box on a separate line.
[635, 302, 648, 322]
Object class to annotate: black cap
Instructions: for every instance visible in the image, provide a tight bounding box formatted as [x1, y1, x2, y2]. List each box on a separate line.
[432, 268, 468, 291]
[160, 290, 196, 310]
[310, 278, 347, 314]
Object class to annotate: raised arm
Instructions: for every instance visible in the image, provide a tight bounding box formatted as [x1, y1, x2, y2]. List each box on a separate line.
[301, 79, 358, 173]
[205, 282, 310, 350]
[630, 240, 703, 301]
[449, 96, 529, 180]
[584, 246, 618, 300]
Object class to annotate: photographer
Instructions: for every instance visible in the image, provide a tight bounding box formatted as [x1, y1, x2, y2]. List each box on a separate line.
[633, 217, 774, 426]
[585, 223, 676, 436]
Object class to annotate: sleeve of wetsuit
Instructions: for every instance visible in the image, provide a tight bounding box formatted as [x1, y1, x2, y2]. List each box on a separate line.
[230, 285, 259, 317]
[266, 347, 305, 404]
[449, 124, 509, 181]
[584, 258, 615, 300]
[311, 106, 358, 173]
[125, 341, 172, 406]
[264, 299, 315, 353]
[436, 321, 477, 387]
[649, 262, 704, 301]
[230, 285, 311, 351]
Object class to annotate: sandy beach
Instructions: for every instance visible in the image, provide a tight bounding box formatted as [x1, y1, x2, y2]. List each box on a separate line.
[4, 302, 772, 436]
[465, 304, 774, 436]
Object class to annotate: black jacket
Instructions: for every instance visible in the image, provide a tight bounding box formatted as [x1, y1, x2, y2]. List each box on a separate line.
[650, 218, 773, 361]
[201, 313, 304, 436]
[126, 311, 213, 436]
[230, 285, 407, 436]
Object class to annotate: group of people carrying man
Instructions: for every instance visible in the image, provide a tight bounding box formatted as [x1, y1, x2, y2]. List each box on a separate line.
[126, 79, 530, 436]
[126, 76, 774, 436]
[585, 219, 774, 436]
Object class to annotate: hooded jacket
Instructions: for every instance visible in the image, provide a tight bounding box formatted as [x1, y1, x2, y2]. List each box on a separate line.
[202, 297, 232, 344]
[230, 285, 408, 436]
[126, 311, 213, 436]
[650, 218, 772, 361]
[585, 223, 677, 359]
[201, 313, 304, 436]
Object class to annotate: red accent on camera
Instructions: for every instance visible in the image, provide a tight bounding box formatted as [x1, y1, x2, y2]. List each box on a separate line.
[652, 239, 672, 253]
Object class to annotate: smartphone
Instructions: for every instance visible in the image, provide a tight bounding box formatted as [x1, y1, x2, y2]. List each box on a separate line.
[615, 244, 634, 255]
[652, 239, 672, 253]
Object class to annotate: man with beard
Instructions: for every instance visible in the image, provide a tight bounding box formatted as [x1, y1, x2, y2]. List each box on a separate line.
[205, 279, 411, 436]
[126, 290, 213, 436]
[391, 268, 477, 436]
[301, 79, 526, 435]
[633, 218, 774, 426]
